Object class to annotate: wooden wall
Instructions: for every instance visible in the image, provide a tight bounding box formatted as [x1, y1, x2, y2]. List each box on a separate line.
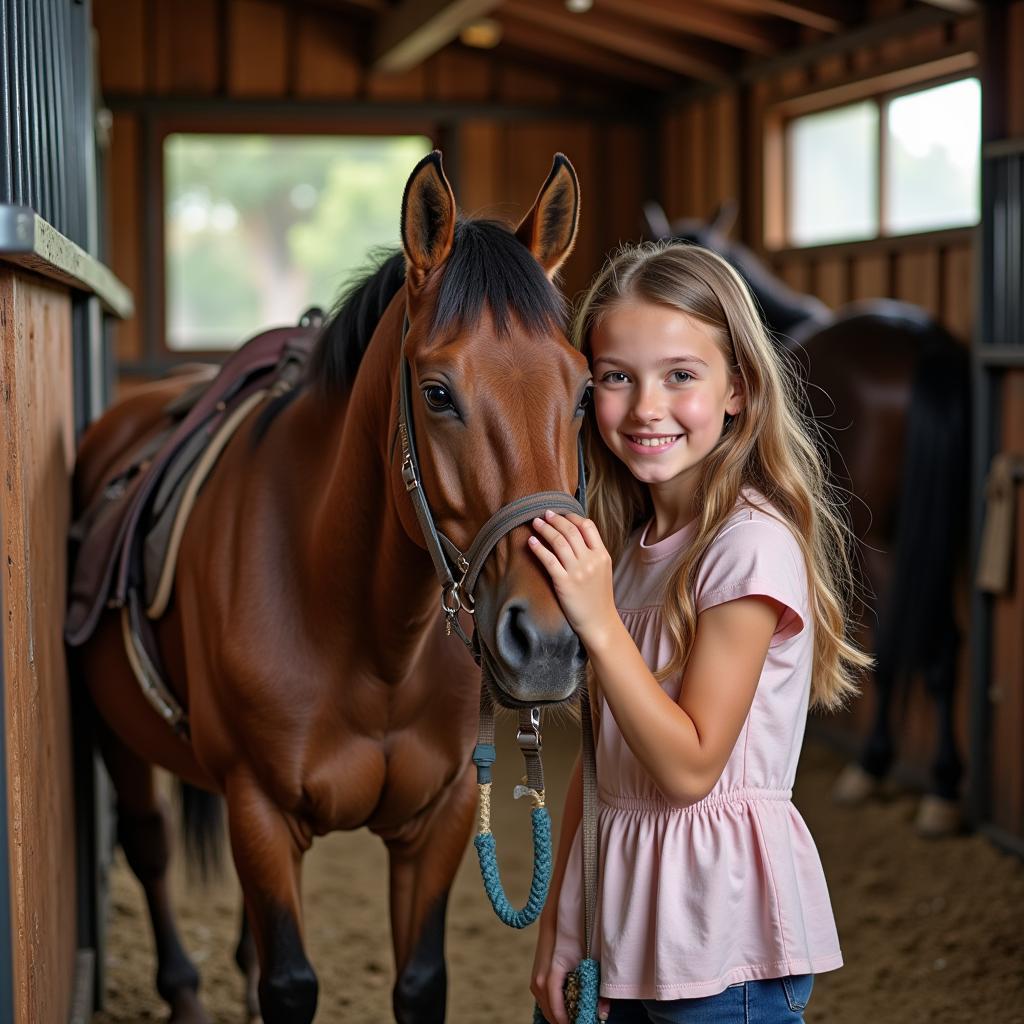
[659, 12, 981, 785]
[983, 0, 1024, 843]
[92, 0, 652, 370]
[0, 270, 78, 1022]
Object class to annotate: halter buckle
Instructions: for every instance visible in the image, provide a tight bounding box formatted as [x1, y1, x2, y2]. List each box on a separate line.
[516, 707, 542, 753]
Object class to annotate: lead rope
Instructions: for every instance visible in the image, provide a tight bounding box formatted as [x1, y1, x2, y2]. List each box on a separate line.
[473, 677, 553, 928]
[531, 685, 599, 1024]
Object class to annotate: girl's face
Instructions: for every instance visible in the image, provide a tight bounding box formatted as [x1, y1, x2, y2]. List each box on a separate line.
[589, 300, 744, 490]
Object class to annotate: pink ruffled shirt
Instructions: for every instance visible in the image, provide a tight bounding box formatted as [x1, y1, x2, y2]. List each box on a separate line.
[552, 496, 843, 999]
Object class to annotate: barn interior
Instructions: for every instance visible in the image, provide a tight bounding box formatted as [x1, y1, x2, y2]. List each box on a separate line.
[1, 0, 1023, 1021]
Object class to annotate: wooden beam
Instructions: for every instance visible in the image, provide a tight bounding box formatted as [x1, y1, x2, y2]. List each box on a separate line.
[499, 17, 676, 92]
[373, 0, 502, 73]
[595, 0, 794, 57]
[711, 0, 853, 35]
[915, 0, 978, 11]
[502, 0, 735, 83]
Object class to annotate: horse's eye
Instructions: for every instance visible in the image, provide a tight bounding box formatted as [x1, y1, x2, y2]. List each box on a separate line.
[576, 387, 594, 415]
[423, 385, 453, 411]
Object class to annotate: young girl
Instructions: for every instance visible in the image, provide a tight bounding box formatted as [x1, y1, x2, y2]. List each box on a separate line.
[528, 241, 870, 1024]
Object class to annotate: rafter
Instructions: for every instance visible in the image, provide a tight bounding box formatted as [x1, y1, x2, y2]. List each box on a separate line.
[373, 0, 502, 73]
[502, 0, 735, 83]
[499, 17, 676, 92]
[710, 0, 854, 35]
[914, 0, 978, 11]
[595, 0, 794, 56]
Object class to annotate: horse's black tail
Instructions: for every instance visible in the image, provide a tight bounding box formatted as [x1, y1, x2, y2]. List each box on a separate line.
[178, 781, 225, 882]
[874, 324, 970, 680]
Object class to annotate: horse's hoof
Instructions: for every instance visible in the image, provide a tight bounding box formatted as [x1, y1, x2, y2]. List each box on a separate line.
[915, 794, 962, 838]
[168, 988, 213, 1024]
[831, 762, 880, 805]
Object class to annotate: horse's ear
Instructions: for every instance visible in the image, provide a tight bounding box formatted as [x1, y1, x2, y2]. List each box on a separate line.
[401, 150, 456, 289]
[709, 199, 738, 237]
[642, 200, 672, 240]
[515, 153, 580, 279]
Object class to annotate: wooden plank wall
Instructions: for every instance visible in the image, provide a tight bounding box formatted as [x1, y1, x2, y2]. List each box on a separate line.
[659, 13, 980, 785]
[0, 270, 78, 1023]
[986, 0, 1024, 841]
[92, 0, 652, 368]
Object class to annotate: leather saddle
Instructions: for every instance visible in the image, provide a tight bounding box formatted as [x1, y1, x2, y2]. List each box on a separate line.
[66, 320, 319, 734]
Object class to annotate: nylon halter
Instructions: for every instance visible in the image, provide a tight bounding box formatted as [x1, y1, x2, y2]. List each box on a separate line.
[396, 319, 588, 654]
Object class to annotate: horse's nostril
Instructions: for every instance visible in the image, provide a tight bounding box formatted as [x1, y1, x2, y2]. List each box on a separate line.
[496, 601, 537, 671]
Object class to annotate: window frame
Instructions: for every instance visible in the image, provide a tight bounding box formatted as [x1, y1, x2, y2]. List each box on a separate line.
[149, 115, 438, 362]
[763, 52, 979, 253]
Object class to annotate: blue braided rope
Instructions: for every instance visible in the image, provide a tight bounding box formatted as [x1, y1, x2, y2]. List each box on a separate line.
[473, 805, 551, 928]
[532, 959, 601, 1023]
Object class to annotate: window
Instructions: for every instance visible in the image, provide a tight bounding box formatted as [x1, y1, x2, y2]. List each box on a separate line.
[164, 134, 432, 351]
[781, 76, 980, 248]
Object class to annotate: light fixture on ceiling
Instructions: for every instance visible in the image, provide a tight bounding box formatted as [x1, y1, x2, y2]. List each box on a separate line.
[565, 0, 593, 11]
[460, 17, 502, 48]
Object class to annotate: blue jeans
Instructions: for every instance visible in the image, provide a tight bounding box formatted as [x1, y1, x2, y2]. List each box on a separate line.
[606, 975, 814, 1023]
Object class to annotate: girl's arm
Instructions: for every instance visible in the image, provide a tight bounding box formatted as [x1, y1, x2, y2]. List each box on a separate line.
[586, 597, 779, 804]
[530, 512, 780, 806]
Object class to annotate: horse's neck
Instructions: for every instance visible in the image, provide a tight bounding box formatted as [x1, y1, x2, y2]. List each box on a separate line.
[294, 297, 439, 681]
[725, 240, 830, 338]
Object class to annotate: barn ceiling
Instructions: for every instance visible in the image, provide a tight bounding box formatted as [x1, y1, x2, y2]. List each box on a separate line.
[299, 0, 978, 93]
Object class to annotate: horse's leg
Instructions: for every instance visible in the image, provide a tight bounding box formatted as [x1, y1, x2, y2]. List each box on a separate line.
[235, 905, 261, 1023]
[832, 662, 897, 805]
[386, 765, 477, 1024]
[99, 726, 210, 1023]
[225, 772, 318, 1024]
[916, 629, 964, 837]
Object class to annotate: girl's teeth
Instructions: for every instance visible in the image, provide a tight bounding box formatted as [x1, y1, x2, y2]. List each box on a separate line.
[632, 435, 679, 447]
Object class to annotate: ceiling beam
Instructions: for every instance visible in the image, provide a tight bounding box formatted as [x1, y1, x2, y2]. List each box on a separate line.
[595, 0, 793, 57]
[373, 0, 502, 73]
[711, 0, 854, 35]
[499, 17, 676, 92]
[502, 0, 736, 83]
[914, 0, 978, 11]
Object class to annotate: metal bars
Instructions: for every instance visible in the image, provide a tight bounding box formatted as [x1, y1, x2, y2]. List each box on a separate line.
[1, 0, 91, 247]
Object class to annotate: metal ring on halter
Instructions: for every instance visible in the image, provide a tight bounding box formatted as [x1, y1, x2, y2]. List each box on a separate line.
[441, 584, 464, 617]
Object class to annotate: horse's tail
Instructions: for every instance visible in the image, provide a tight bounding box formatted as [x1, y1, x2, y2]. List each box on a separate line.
[178, 781, 225, 882]
[874, 322, 970, 678]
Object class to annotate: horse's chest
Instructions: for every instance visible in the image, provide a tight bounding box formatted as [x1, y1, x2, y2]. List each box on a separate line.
[298, 726, 466, 838]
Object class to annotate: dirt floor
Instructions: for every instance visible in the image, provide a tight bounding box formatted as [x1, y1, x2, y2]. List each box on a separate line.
[93, 720, 1024, 1024]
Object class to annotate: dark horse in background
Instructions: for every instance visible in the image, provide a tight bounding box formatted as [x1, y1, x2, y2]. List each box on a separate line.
[645, 201, 969, 837]
[70, 153, 589, 1023]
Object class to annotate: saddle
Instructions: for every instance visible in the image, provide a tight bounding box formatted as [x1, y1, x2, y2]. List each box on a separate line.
[66, 321, 319, 734]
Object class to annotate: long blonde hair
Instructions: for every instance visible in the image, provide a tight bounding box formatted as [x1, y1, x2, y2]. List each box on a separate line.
[573, 241, 870, 711]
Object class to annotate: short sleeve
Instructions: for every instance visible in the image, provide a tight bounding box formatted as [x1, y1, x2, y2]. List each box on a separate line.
[695, 516, 807, 645]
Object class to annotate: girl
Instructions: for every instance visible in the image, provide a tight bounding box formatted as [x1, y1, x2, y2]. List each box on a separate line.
[528, 242, 870, 1024]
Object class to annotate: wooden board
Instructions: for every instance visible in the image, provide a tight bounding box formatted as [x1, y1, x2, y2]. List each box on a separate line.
[0, 270, 78, 1024]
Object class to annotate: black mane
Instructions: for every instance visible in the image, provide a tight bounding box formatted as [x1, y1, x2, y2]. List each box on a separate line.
[307, 218, 567, 396]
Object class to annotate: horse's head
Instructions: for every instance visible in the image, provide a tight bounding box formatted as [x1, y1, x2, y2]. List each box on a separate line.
[394, 151, 589, 709]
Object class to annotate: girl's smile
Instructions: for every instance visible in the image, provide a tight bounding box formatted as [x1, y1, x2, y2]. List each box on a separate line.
[589, 300, 744, 527]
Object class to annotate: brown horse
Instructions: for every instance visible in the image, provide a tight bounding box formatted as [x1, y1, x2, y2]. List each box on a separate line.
[645, 201, 970, 836]
[71, 152, 590, 1023]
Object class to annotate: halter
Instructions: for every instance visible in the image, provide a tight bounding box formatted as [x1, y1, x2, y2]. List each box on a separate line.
[395, 315, 594, 937]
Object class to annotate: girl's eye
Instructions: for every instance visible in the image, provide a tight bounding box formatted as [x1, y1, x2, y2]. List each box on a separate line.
[423, 384, 453, 411]
[670, 370, 693, 384]
[601, 371, 630, 385]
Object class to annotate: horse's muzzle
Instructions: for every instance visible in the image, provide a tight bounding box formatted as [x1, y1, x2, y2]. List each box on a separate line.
[486, 598, 586, 705]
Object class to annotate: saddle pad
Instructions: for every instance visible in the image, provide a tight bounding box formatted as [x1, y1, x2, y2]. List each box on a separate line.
[66, 326, 316, 647]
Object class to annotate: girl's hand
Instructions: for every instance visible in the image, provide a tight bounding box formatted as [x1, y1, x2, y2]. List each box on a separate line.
[530, 925, 570, 1024]
[528, 511, 618, 649]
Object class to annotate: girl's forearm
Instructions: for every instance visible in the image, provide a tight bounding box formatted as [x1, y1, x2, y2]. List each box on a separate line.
[585, 618, 709, 804]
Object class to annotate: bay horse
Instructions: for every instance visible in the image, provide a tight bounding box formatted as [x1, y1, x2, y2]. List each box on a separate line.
[71, 152, 590, 1023]
[644, 202, 969, 836]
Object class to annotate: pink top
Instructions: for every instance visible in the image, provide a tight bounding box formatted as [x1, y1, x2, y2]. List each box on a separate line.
[552, 494, 843, 1000]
